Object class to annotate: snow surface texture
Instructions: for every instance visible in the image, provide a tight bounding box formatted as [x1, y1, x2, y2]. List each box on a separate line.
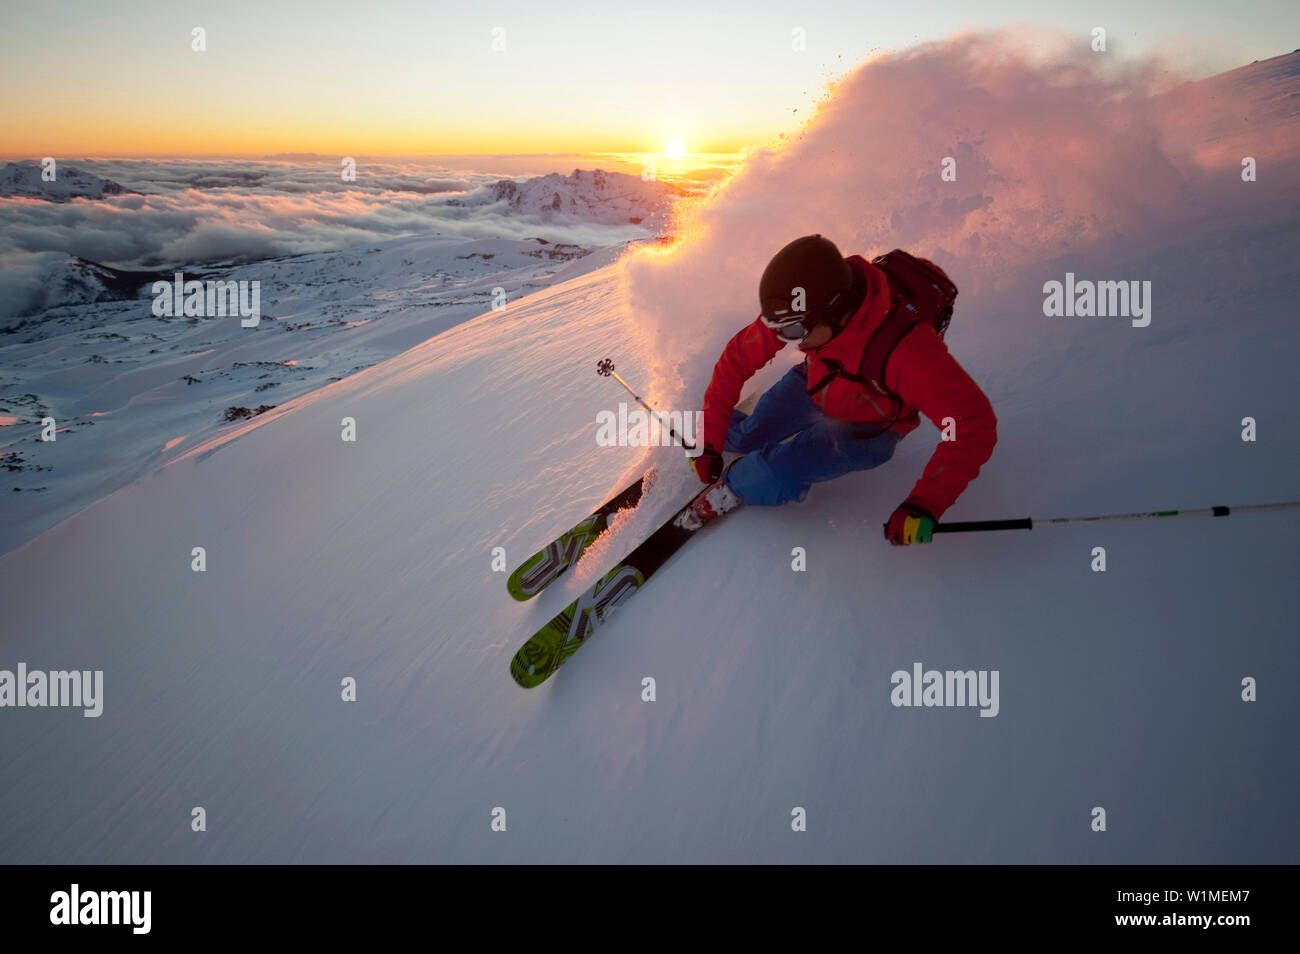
[1, 36, 1298, 862]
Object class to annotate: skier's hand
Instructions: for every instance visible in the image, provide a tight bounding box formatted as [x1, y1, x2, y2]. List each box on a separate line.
[884, 501, 936, 546]
[690, 446, 723, 484]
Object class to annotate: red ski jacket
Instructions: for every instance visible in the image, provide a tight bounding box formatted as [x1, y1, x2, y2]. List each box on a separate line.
[701, 255, 997, 519]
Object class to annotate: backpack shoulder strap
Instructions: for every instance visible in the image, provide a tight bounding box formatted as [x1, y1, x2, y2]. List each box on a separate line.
[805, 355, 844, 397]
[806, 250, 950, 402]
[858, 303, 921, 398]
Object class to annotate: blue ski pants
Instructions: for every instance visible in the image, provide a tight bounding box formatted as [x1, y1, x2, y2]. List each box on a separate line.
[722, 364, 903, 507]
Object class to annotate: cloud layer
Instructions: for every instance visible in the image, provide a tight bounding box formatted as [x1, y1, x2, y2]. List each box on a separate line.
[0, 156, 662, 317]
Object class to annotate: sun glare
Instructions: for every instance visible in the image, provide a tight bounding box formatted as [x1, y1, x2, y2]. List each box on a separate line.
[665, 138, 686, 157]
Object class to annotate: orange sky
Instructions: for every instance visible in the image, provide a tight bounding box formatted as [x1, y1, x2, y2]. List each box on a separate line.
[0, 0, 1288, 157]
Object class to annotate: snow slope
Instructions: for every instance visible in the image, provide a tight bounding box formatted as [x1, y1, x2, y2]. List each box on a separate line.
[0, 233, 627, 554]
[1, 40, 1297, 863]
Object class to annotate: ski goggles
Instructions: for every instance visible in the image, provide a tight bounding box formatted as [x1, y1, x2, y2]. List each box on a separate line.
[759, 289, 846, 341]
[760, 313, 816, 341]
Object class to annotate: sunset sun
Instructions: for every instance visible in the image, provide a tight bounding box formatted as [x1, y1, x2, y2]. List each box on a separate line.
[665, 138, 686, 157]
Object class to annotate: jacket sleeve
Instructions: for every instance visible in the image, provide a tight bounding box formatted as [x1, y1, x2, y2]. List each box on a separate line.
[701, 316, 786, 451]
[885, 325, 997, 520]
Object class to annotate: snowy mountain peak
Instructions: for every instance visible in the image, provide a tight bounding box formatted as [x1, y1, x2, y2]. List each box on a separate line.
[463, 168, 681, 229]
[0, 161, 133, 202]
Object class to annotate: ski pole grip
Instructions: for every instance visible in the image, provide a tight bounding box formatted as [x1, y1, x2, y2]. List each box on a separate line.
[932, 517, 1033, 534]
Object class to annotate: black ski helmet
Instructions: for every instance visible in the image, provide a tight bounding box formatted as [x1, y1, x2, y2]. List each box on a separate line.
[759, 234, 853, 331]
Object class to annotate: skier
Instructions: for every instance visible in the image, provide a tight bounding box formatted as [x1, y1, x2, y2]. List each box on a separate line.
[681, 234, 997, 545]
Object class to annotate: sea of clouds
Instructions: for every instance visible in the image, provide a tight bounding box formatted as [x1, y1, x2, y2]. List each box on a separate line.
[0, 155, 657, 318]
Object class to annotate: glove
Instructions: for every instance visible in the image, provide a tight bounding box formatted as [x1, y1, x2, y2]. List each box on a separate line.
[884, 501, 936, 546]
[689, 445, 723, 484]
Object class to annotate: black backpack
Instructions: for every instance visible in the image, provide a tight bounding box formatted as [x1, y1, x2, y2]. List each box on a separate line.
[807, 249, 958, 406]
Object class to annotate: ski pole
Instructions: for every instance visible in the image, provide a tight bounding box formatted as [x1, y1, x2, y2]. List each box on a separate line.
[933, 501, 1300, 535]
[596, 358, 697, 451]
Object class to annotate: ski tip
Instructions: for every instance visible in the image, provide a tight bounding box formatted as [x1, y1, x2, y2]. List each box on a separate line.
[510, 657, 552, 688]
[506, 558, 556, 601]
[506, 584, 536, 602]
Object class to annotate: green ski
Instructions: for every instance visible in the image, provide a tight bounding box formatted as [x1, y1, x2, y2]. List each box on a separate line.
[510, 482, 723, 687]
[506, 475, 647, 600]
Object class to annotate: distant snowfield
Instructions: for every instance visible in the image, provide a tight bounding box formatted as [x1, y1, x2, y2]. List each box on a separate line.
[1, 41, 1297, 863]
[0, 233, 633, 553]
